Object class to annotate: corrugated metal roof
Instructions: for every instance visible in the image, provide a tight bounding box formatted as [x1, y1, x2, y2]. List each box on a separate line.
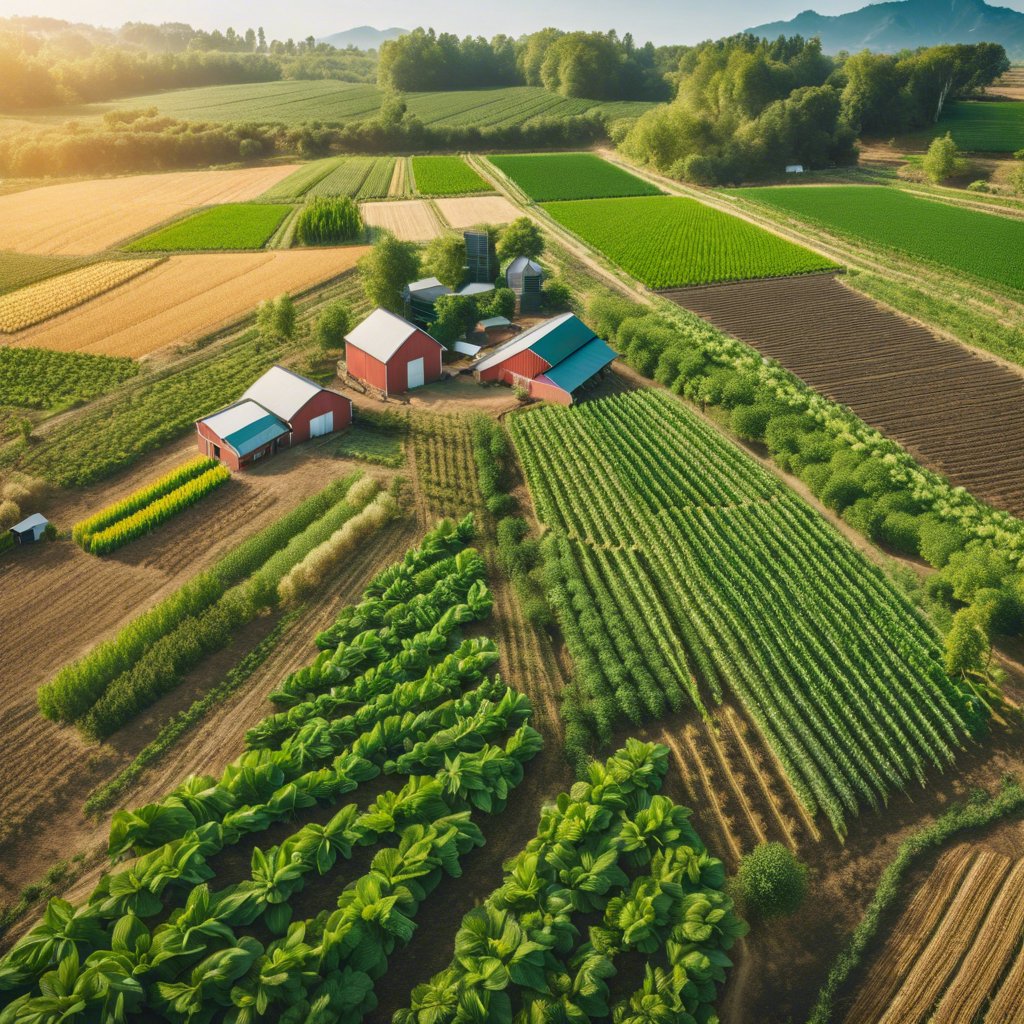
[11, 513, 48, 533]
[506, 256, 542, 276]
[454, 340, 482, 356]
[242, 365, 326, 423]
[541, 337, 617, 395]
[346, 308, 441, 363]
[472, 312, 575, 372]
[201, 400, 289, 457]
[479, 316, 511, 329]
[403, 277, 449, 301]
[531, 315, 596, 366]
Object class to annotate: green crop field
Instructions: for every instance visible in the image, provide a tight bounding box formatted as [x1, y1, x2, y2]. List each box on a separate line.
[411, 155, 490, 195]
[0, 346, 138, 409]
[511, 389, 981, 838]
[259, 157, 344, 201]
[86, 80, 655, 129]
[490, 152, 661, 201]
[542, 195, 835, 288]
[124, 203, 290, 251]
[303, 156, 394, 198]
[927, 100, 1024, 152]
[733, 185, 1024, 292]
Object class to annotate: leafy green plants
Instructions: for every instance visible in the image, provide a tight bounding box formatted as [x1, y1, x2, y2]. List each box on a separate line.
[125, 204, 290, 251]
[733, 842, 809, 919]
[294, 196, 364, 245]
[411, 156, 490, 196]
[0, 348, 138, 410]
[490, 152, 661, 201]
[544, 195, 836, 287]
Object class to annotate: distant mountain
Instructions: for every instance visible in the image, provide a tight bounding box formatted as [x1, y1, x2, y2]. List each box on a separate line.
[747, 0, 1024, 59]
[318, 26, 408, 51]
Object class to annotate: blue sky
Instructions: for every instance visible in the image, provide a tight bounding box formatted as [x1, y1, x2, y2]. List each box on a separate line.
[8, 0, 1015, 46]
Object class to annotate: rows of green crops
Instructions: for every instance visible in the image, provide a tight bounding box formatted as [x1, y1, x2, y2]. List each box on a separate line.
[0, 346, 138, 409]
[732, 185, 1024, 292]
[305, 156, 394, 198]
[411, 155, 490, 195]
[259, 157, 345, 201]
[490, 152, 661, 201]
[510, 389, 983, 838]
[926, 99, 1024, 152]
[543, 194, 836, 287]
[125, 203, 289, 251]
[3, 518, 549, 1023]
[87, 80, 655, 129]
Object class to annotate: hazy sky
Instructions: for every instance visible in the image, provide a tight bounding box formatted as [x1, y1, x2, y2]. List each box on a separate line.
[9, 0, 1018, 46]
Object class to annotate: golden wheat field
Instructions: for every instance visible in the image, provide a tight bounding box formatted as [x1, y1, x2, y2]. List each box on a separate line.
[0, 166, 299, 256]
[435, 195, 521, 228]
[0, 259, 159, 332]
[360, 199, 442, 241]
[6, 248, 368, 357]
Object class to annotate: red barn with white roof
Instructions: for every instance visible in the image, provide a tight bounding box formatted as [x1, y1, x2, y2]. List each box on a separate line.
[344, 308, 444, 396]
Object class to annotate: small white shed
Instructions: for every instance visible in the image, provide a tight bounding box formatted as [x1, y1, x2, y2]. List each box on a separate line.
[785, 164, 805, 174]
[10, 513, 49, 544]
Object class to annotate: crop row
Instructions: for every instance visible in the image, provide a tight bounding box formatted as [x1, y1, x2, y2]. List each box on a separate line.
[259, 157, 344, 201]
[489, 152, 661, 202]
[125, 204, 290, 252]
[410, 156, 491, 196]
[396, 737, 746, 1024]
[0, 346, 138, 410]
[0, 258, 157, 333]
[305, 157, 386, 199]
[72, 455, 226, 553]
[510, 390, 983, 836]
[1, 514, 545, 1023]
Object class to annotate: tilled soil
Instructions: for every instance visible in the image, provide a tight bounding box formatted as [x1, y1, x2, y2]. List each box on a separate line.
[663, 273, 1024, 516]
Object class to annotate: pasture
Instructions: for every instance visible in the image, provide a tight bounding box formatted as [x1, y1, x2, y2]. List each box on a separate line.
[0, 166, 298, 256]
[733, 185, 1024, 292]
[543, 194, 836, 287]
[928, 99, 1024, 152]
[490, 152, 661, 201]
[410, 155, 490, 195]
[125, 204, 289, 252]
[85, 80, 655, 129]
[7, 249, 367, 357]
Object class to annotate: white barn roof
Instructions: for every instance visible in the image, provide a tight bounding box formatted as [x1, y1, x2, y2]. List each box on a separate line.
[242, 365, 326, 423]
[473, 311, 575, 372]
[346, 308, 441, 363]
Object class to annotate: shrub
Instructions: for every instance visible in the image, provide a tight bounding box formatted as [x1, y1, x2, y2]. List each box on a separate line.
[800, 461, 833, 496]
[842, 497, 884, 541]
[295, 196, 363, 245]
[879, 511, 922, 555]
[0, 499, 20, 530]
[730, 404, 773, 442]
[313, 300, 352, 351]
[973, 586, 1024, 636]
[918, 516, 967, 568]
[820, 472, 863, 512]
[923, 132, 966, 183]
[541, 278, 572, 310]
[734, 842, 809, 920]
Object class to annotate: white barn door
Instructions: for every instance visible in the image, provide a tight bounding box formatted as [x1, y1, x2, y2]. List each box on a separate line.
[309, 411, 333, 437]
[407, 357, 425, 389]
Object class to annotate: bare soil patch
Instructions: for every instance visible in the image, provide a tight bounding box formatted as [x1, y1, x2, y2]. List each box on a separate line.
[359, 199, 442, 241]
[435, 194, 520, 228]
[0, 165, 299, 256]
[7, 249, 368, 358]
[664, 273, 1024, 517]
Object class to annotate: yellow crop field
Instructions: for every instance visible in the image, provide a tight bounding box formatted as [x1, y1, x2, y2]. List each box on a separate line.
[0, 165, 299, 256]
[0, 259, 159, 333]
[360, 199, 442, 241]
[7, 248, 368, 358]
[435, 195, 521, 228]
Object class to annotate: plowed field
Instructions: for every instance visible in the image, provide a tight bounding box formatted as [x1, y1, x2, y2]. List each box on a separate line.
[6, 248, 368, 357]
[664, 274, 1024, 517]
[0, 165, 299, 256]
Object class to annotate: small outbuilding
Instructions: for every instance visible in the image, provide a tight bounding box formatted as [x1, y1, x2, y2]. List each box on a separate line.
[196, 365, 352, 471]
[472, 312, 616, 405]
[345, 308, 445, 397]
[506, 257, 544, 313]
[10, 513, 49, 544]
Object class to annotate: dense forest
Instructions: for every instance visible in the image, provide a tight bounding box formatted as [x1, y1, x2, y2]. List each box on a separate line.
[621, 36, 1008, 182]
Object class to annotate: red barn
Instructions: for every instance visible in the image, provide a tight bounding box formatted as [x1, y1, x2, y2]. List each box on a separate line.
[472, 312, 616, 406]
[196, 365, 352, 471]
[345, 308, 444, 397]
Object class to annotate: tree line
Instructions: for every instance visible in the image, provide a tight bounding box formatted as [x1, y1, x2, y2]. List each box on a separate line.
[621, 35, 1009, 184]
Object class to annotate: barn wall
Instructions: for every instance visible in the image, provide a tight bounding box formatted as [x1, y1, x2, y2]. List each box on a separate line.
[386, 331, 443, 394]
[290, 390, 352, 442]
[529, 378, 574, 406]
[345, 343, 388, 392]
[196, 422, 242, 472]
[478, 349, 549, 384]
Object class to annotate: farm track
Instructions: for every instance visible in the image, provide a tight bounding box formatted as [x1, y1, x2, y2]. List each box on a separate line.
[664, 274, 1024, 517]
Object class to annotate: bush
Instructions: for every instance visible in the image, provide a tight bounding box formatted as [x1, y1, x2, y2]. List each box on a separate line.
[800, 461, 833, 497]
[879, 511, 922, 555]
[313, 300, 352, 351]
[0, 499, 20, 530]
[820, 472, 863, 512]
[917, 516, 967, 568]
[923, 132, 967, 183]
[541, 278, 572, 311]
[730, 403, 773, 442]
[295, 196, 363, 245]
[734, 843, 808, 920]
[842, 497, 884, 541]
[973, 585, 1024, 636]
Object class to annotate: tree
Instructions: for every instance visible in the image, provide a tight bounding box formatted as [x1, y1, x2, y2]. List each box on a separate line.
[314, 301, 352, 351]
[429, 294, 478, 346]
[359, 232, 420, 313]
[422, 233, 466, 290]
[497, 217, 544, 262]
[734, 843, 808, 919]
[922, 132, 966, 183]
[945, 606, 990, 677]
[256, 294, 296, 340]
[479, 288, 516, 320]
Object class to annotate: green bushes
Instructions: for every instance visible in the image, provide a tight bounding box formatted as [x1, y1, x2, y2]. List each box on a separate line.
[733, 843, 809, 920]
[38, 476, 357, 726]
[0, 347, 138, 410]
[294, 196, 363, 246]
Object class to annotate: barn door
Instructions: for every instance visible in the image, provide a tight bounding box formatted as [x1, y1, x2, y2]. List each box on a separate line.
[407, 358, 425, 389]
[310, 411, 334, 438]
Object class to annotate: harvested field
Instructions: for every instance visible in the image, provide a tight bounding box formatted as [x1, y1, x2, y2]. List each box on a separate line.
[0, 439, 362, 901]
[360, 199, 442, 241]
[0, 165, 299, 256]
[435, 194, 521, 228]
[6, 248, 368, 358]
[664, 274, 1024, 517]
[842, 846, 1024, 1024]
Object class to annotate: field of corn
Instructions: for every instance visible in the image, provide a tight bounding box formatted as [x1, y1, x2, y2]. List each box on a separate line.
[510, 389, 985, 836]
[490, 152, 661, 201]
[125, 204, 290, 252]
[543, 195, 837, 287]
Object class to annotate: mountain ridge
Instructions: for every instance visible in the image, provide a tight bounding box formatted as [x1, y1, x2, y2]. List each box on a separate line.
[317, 25, 408, 51]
